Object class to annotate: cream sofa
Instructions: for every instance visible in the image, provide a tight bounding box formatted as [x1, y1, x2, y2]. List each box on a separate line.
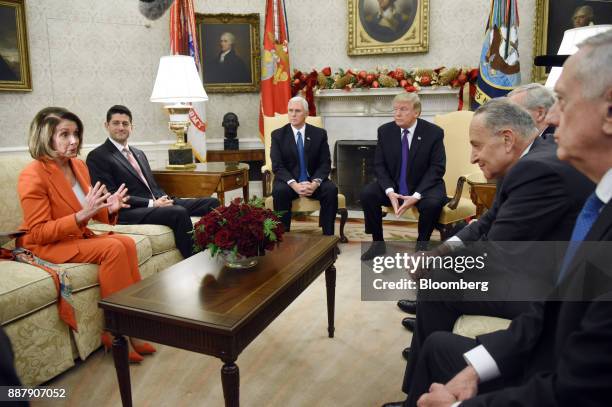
[0, 155, 185, 386]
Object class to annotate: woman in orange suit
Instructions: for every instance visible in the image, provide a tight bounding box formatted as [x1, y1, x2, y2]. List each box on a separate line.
[17, 107, 154, 363]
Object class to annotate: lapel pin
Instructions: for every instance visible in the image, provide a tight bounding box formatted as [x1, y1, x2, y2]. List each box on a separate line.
[417, 136, 421, 140]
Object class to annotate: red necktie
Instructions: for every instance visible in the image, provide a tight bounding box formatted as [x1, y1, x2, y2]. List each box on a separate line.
[124, 148, 155, 199]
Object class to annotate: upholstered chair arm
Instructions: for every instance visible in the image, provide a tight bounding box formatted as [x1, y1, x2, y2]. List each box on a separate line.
[446, 176, 467, 210]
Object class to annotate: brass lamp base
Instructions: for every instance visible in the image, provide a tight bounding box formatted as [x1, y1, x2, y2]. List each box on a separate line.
[167, 145, 196, 170]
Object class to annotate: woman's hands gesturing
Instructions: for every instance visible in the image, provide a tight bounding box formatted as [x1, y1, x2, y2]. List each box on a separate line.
[75, 182, 129, 225]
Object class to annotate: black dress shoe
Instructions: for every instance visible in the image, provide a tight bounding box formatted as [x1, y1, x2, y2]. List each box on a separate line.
[397, 299, 417, 314]
[402, 347, 411, 361]
[415, 241, 429, 252]
[382, 402, 406, 407]
[361, 241, 386, 261]
[402, 317, 416, 331]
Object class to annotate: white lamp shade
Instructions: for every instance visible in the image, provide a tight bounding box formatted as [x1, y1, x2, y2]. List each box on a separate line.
[150, 55, 208, 103]
[545, 25, 612, 88]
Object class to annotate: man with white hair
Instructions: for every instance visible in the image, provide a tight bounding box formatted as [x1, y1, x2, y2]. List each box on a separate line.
[399, 29, 612, 407]
[507, 83, 556, 141]
[204, 31, 249, 83]
[270, 96, 338, 235]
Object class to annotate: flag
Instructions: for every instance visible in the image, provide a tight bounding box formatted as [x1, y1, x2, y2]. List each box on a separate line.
[259, 0, 292, 141]
[169, 0, 208, 162]
[473, 0, 521, 108]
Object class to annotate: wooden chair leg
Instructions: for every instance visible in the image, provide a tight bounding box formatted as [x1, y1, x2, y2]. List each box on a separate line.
[338, 208, 348, 243]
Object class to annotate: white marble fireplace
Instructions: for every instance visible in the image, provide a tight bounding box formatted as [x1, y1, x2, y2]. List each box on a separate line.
[314, 87, 461, 152]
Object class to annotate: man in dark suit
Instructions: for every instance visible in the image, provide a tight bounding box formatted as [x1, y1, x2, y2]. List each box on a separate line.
[361, 92, 447, 259]
[396, 30, 612, 407]
[204, 32, 250, 84]
[86, 105, 219, 259]
[386, 98, 594, 407]
[270, 96, 338, 235]
[507, 82, 556, 141]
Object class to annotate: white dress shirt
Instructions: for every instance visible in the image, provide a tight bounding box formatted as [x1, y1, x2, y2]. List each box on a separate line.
[107, 137, 155, 208]
[385, 120, 422, 200]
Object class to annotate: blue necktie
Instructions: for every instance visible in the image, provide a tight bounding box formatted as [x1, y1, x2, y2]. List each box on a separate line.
[398, 129, 409, 195]
[557, 192, 604, 284]
[297, 131, 308, 182]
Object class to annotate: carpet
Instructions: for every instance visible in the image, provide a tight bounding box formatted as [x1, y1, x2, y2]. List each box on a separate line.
[290, 217, 442, 243]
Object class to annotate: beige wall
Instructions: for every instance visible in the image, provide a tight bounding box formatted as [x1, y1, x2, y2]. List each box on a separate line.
[0, 0, 535, 150]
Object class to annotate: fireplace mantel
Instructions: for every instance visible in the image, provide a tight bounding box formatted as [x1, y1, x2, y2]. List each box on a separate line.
[315, 87, 460, 150]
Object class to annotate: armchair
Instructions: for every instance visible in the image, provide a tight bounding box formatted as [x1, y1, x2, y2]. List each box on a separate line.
[261, 115, 348, 243]
[383, 110, 479, 240]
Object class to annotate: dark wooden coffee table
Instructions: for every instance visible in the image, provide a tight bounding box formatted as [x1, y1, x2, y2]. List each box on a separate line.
[99, 234, 339, 407]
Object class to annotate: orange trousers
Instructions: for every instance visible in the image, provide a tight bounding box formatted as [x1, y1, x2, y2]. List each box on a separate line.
[68, 234, 141, 298]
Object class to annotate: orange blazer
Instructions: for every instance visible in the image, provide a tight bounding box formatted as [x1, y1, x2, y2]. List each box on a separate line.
[17, 158, 116, 263]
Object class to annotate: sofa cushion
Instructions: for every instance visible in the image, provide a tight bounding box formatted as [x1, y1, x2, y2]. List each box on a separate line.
[0, 156, 30, 233]
[0, 234, 151, 324]
[88, 223, 176, 255]
[0, 261, 57, 325]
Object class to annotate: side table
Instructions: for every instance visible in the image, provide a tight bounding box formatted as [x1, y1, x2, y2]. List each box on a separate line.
[152, 162, 249, 206]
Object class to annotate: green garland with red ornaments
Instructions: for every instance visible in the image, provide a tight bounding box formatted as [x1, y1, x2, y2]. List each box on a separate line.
[291, 66, 479, 114]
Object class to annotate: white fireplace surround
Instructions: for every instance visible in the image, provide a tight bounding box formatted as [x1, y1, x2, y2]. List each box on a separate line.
[315, 87, 461, 154]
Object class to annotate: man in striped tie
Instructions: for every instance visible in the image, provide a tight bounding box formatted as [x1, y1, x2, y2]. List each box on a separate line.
[86, 105, 219, 259]
[270, 96, 338, 235]
[393, 29, 612, 407]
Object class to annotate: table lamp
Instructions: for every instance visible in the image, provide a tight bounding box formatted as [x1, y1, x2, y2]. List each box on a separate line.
[150, 55, 208, 170]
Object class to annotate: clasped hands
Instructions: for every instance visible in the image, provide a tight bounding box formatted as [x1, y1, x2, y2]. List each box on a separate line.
[291, 180, 319, 197]
[388, 191, 419, 218]
[75, 182, 130, 225]
[153, 195, 174, 207]
[417, 366, 479, 407]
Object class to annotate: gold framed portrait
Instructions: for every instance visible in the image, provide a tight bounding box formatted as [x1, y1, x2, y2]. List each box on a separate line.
[533, 0, 612, 82]
[0, 0, 32, 92]
[348, 0, 429, 56]
[196, 13, 261, 93]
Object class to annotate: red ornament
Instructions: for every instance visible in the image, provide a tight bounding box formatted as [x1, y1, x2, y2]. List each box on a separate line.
[420, 75, 432, 86]
[321, 66, 332, 76]
[365, 74, 375, 84]
[372, 80, 380, 88]
[358, 70, 367, 80]
[404, 85, 417, 93]
[399, 79, 408, 88]
[457, 73, 468, 84]
[394, 68, 405, 80]
[293, 78, 301, 87]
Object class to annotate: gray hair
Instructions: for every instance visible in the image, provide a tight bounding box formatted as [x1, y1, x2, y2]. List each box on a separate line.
[393, 92, 421, 113]
[474, 98, 537, 139]
[573, 5, 594, 21]
[288, 95, 309, 112]
[507, 83, 555, 112]
[220, 32, 235, 45]
[575, 29, 612, 99]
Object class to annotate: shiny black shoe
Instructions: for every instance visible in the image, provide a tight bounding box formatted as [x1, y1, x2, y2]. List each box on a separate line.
[361, 241, 386, 261]
[415, 241, 429, 252]
[397, 299, 417, 314]
[382, 402, 406, 407]
[402, 347, 411, 361]
[402, 317, 416, 331]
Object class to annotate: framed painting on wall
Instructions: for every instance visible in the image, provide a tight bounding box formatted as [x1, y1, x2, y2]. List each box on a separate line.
[348, 0, 429, 55]
[0, 0, 32, 91]
[533, 0, 612, 82]
[196, 13, 260, 93]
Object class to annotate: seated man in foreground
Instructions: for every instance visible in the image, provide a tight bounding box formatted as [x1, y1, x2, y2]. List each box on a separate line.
[397, 30, 612, 407]
[385, 98, 593, 407]
[87, 105, 219, 259]
[270, 96, 338, 235]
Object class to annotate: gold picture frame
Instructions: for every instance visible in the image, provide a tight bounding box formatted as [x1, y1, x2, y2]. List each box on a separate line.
[196, 13, 260, 93]
[0, 0, 32, 91]
[348, 0, 429, 56]
[533, 0, 612, 82]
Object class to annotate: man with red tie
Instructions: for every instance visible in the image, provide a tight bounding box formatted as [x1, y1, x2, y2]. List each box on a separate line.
[360, 93, 448, 260]
[86, 105, 219, 258]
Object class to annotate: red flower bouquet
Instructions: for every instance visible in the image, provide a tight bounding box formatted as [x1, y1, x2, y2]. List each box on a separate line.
[193, 198, 284, 265]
